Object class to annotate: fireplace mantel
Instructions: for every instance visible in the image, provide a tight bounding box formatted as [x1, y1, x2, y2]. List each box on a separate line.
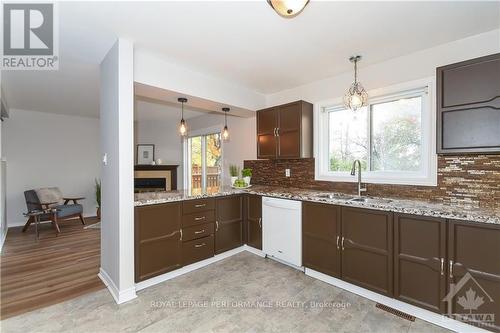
[134, 165, 178, 191]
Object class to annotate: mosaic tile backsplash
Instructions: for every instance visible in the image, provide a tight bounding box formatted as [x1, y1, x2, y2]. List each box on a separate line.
[244, 155, 500, 209]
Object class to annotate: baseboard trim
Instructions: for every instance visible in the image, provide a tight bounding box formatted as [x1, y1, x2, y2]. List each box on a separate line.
[0, 228, 8, 252]
[135, 246, 247, 291]
[305, 268, 490, 333]
[98, 268, 137, 304]
[243, 244, 265, 257]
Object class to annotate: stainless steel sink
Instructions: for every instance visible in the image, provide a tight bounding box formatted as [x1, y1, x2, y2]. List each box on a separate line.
[350, 197, 393, 204]
[315, 193, 354, 200]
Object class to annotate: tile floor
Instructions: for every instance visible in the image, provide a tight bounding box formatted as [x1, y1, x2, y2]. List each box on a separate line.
[1, 252, 452, 332]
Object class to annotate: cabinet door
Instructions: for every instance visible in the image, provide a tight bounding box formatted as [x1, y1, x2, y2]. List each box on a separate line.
[215, 195, 243, 254]
[302, 202, 341, 278]
[448, 221, 500, 332]
[257, 108, 278, 159]
[246, 195, 262, 250]
[341, 207, 393, 296]
[135, 203, 182, 282]
[437, 53, 500, 154]
[277, 102, 301, 158]
[394, 214, 446, 313]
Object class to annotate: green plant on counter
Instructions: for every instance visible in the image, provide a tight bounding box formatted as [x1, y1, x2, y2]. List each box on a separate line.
[229, 164, 239, 177]
[241, 168, 252, 177]
[95, 178, 101, 207]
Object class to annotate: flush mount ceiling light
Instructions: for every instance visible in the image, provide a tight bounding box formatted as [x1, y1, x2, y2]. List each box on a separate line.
[343, 55, 368, 111]
[222, 107, 230, 141]
[267, 0, 309, 18]
[178, 97, 188, 136]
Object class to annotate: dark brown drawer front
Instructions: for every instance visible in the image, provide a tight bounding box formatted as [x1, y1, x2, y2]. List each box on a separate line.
[182, 235, 214, 266]
[182, 210, 215, 227]
[182, 223, 214, 242]
[182, 199, 215, 214]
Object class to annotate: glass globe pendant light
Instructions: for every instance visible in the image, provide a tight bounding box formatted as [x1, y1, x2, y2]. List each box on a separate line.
[343, 56, 368, 111]
[178, 97, 188, 136]
[222, 107, 230, 141]
[267, 0, 309, 18]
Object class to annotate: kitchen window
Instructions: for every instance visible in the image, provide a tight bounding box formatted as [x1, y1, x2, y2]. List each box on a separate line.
[315, 83, 436, 186]
[184, 132, 223, 190]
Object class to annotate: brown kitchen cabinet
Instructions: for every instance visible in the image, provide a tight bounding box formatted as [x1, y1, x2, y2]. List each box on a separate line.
[302, 202, 341, 278]
[215, 195, 243, 254]
[394, 214, 447, 313]
[256, 100, 313, 159]
[437, 53, 500, 154]
[341, 207, 393, 297]
[135, 202, 182, 282]
[448, 220, 500, 332]
[245, 194, 262, 250]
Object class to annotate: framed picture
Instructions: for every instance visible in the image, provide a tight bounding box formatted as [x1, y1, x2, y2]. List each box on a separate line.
[136, 144, 155, 165]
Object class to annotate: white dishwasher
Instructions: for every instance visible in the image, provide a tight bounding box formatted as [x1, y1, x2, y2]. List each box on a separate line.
[262, 197, 302, 268]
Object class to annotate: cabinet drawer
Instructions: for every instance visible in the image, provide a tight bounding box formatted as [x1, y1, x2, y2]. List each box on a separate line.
[182, 223, 214, 242]
[182, 210, 215, 227]
[182, 198, 215, 214]
[182, 235, 214, 266]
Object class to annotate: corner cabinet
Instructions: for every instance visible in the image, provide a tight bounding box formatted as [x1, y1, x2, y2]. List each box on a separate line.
[215, 195, 243, 254]
[437, 53, 500, 154]
[245, 194, 262, 250]
[256, 100, 313, 159]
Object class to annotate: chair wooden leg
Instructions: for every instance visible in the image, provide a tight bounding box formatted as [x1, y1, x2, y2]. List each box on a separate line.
[22, 216, 34, 232]
[51, 214, 61, 235]
[79, 214, 86, 225]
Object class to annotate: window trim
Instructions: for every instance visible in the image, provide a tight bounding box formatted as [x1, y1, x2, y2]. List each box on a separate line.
[183, 126, 224, 190]
[314, 78, 437, 186]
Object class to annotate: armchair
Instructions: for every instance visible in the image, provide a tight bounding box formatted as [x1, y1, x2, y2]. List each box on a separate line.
[23, 187, 86, 234]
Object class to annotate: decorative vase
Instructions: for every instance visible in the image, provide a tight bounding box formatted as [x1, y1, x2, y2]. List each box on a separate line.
[230, 176, 238, 186]
[243, 176, 251, 185]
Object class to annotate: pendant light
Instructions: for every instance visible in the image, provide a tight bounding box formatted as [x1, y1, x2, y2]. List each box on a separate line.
[343, 56, 368, 111]
[178, 97, 188, 136]
[222, 107, 230, 141]
[267, 0, 309, 18]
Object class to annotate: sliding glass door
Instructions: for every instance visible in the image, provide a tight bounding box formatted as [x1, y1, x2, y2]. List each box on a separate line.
[187, 133, 222, 191]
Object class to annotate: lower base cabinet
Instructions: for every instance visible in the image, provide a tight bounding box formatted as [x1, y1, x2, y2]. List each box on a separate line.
[246, 195, 262, 250]
[135, 202, 182, 282]
[448, 220, 500, 332]
[215, 195, 243, 254]
[394, 214, 447, 313]
[341, 207, 393, 297]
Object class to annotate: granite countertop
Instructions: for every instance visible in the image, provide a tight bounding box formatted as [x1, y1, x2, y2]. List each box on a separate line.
[134, 185, 500, 225]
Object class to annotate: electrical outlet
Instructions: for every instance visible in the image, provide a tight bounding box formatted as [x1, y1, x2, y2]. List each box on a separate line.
[285, 169, 291, 177]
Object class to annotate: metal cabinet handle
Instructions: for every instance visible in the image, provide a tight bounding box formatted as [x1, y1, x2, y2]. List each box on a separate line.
[180, 229, 183, 241]
[195, 243, 206, 248]
[273, 128, 277, 136]
[194, 203, 206, 208]
[341, 236, 345, 251]
[194, 216, 206, 221]
[194, 229, 205, 234]
[258, 217, 262, 228]
[449, 260, 454, 279]
[440, 258, 444, 276]
[216, 221, 219, 232]
[336, 236, 340, 250]
[276, 128, 280, 137]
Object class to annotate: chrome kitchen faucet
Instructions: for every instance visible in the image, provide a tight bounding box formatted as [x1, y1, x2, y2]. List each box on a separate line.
[351, 160, 367, 197]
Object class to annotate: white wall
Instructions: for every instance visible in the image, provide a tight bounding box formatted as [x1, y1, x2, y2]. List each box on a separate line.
[99, 38, 136, 303]
[134, 48, 266, 111]
[2, 108, 100, 227]
[266, 29, 500, 105]
[187, 113, 256, 185]
[134, 120, 184, 188]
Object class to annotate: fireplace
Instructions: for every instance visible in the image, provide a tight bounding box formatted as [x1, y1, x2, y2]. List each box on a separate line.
[134, 165, 178, 193]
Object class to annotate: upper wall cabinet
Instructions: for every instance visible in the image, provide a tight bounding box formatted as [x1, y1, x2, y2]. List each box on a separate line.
[257, 101, 313, 159]
[437, 53, 500, 154]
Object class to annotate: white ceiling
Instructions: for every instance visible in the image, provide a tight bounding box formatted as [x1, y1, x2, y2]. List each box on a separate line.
[135, 99, 207, 122]
[2, 1, 499, 118]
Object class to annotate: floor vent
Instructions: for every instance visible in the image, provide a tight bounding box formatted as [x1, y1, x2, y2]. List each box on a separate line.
[375, 303, 416, 322]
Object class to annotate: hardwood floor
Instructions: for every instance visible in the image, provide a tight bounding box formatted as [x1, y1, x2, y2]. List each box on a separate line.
[0, 217, 104, 319]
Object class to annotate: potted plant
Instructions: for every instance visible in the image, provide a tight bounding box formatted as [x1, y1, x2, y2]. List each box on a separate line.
[242, 168, 252, 185]
[229, 164, 239, 186]
[95, 178, 101, 220]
